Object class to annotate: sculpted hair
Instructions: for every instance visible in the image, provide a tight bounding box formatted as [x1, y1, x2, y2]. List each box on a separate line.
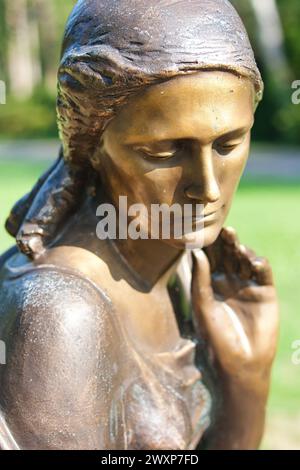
[58, 0, 263, 166]
[6, 0, 263, 257]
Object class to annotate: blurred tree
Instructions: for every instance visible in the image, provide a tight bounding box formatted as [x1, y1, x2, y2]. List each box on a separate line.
[33, 0, 57, 90]
[233, 0, 300, 146]
[249, 0, 290, 82]
[0, 0, 75, 98]
[5, 0, 40, 98]
[0, 0, 8, 84]
[277, 0, 300, 78]
[0, 0, 299, 144]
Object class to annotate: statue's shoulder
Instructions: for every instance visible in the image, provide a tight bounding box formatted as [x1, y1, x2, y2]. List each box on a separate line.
[0, 246, 114, 323]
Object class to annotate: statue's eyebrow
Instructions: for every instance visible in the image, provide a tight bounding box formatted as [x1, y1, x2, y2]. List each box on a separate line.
[214, 123, 254, 143]
[124, 124, 254, 148]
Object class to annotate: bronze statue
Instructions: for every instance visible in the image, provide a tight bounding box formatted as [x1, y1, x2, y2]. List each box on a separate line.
[0, 0, 279, 450]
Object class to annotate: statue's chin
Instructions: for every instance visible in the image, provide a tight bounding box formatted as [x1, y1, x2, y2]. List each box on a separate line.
[161, 225, 222, 251]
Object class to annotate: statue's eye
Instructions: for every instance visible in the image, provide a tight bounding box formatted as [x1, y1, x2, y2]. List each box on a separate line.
[214, 137, 245, 156]
[133, 141, 178, 159]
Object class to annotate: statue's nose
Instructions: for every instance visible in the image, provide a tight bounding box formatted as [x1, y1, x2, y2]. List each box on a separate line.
[184, 146, 221, 203]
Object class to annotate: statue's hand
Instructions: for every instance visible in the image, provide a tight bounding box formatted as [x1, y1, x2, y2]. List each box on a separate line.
[191, 227, 279, 390]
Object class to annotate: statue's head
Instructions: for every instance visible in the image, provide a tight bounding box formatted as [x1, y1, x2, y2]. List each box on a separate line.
[57, 0, 263, 247]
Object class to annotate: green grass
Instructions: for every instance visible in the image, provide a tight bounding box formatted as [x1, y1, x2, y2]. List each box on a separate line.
[0, 161, 299, 420]
[227, 179, 300, 415]
[0, 161, 48, 249]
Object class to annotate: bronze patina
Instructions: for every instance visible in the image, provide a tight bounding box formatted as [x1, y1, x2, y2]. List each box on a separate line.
[0, 0, 279, 450]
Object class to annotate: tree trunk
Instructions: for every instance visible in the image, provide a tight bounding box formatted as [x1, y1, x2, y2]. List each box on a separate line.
[5, 0, 36, 98]
[34, 0, 58, 90]
[249, 0, 290, 82]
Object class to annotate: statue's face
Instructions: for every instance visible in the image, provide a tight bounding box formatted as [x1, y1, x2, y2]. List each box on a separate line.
[97, 71, 255, 248]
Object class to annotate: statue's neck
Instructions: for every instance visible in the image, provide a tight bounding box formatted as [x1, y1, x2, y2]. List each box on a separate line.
[108, 236, 183, 292]
[90, 182, 184, 291]
[58, 190, 183, 292]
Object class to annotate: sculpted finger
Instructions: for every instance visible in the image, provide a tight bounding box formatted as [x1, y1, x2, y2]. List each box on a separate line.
[221, 227, 241, 275]
[237, 244, 254, 280]
[205, 227, 239, 275]
[221, 226, 240, 246]
[192, 249, 213, 295]
[251, 257, 274, 286]
[191, 249, 214, 338]
[204, 236, 223, 273]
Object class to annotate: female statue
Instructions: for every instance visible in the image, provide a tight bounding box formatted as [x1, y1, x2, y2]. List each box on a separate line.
[0, 0, 279, 450]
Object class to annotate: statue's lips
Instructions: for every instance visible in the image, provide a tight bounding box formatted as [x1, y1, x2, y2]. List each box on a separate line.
[194, 211, 218, 220]
[191, 211, 219, 227]
[171, 210, 220, 229]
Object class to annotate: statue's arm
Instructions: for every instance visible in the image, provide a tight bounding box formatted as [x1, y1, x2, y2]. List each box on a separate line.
[0, 268, 120, 450]
[201, 374, 269, 450]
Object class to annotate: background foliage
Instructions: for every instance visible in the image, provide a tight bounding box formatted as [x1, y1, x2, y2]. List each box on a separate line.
[0, 0, 300, 145]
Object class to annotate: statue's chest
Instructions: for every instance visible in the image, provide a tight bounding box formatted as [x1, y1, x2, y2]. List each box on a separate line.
[108, 272, 212, 450]
[110, 328, 211, 450]
[108, 281, 186, 354]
